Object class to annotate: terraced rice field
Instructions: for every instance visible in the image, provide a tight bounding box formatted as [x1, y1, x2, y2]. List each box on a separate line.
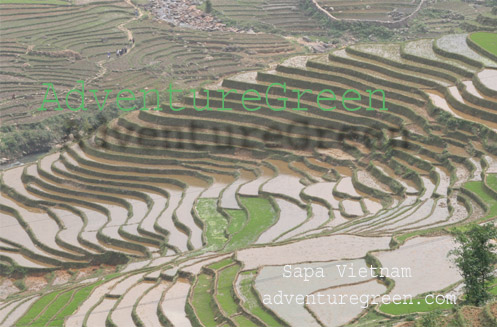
[2, 27, 497, 326]
[210, 0, 327, 34]
[316, 0, 423, 23]
[0, 0, 302, 162]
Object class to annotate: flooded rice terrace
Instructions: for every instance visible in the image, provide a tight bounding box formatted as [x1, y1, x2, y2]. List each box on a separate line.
[2, 0, 497, 323]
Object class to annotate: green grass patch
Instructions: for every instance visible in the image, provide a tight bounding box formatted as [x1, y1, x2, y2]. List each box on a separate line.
[225, 196, 277, 250]
[351, 309, 393, 326]
[488, 278, 497, 295]
[48, 280, 105, 326]
[130, 0, 148, 5]
[30, 289, 76, 326]
[238, 271, 283, 326]
[470, 32, 497, 56]
[16, 276, 114, 326]
[16, 291, 59, 326]
[379, 297, 454, 315]
[208, 257, 234, 271]
[396, 229, 431, 244]
[225, 209, 247, 235]
[216, 264, 240, 316]
[486, 174, 497, 192]
[196, 198, 228, 250]
[232, 314, 259, 327]
[464, 181, 497, 220]
[102, 272, 121, 280]
[192, 274, 219, 326]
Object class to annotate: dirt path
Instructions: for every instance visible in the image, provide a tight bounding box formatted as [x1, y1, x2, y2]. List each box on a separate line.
[87, 0, 143, 85]
[86, 59, 107, 85]
[118, 0, 143, 52]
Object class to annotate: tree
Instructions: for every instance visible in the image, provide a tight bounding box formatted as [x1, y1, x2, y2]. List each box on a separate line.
[449, 223, 497, 306]
[205, 0, 212, 13]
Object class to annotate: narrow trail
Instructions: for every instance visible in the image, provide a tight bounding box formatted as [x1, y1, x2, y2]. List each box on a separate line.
[118, 0, 144, 52]
[87, 0, 143, 85]
[3, 2, 141, 108]
[86, 60, 108, 85]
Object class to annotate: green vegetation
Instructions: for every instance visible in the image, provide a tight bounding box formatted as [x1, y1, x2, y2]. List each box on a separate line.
[13, 279, 26, 291]
[224, 197, 277, 250]
[195, 198, 228, 250]
[238, 271, 283, 326]
[48, 281, 105, 326]
[464, 181, 497, 220]
[417, 310, 444, 327]
[0, 0, 300, 163]
[14, 278, 107, 326]
[205, 0, 212, 13]
[191, 274, 218, 326]
[486, 174, 497, 191]
[351, 310, 394, 326]
[299, 0, 394, 40]
[216, 264, 240, 316]
[470, 32, 497, 56]
[31, 289, 75, 326]
[449, 223, 497, 306]
[16, 291, 59, 326]
[0, 108, 120, 161]
[397, 180, 497, 244]
[232, 315, 258, 327]
[4, 0, 497, 325]
[211, 0, 324, 35]
[380, 298, 454, 315]
[208, 258, 234, 271]
[490, 281, 497, 295]
[225, 209, 247, 235]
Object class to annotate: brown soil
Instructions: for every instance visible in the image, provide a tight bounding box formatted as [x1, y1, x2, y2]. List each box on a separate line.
[0, 279, 19, 300]
[490, 303, 497, 320]
[52, 270, 72, 286]
[459, 306, 484, 327]
[393, 322, 415, 327]
[24, 276, 47, 292]
[73, 265, 115, 281]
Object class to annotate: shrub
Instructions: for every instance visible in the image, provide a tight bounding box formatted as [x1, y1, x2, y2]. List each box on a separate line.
[205, 0, 212, 13]
[13, 279, 27, 291]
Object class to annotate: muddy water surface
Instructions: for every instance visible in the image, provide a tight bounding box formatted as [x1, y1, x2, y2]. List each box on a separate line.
[66, 276, 125, 327]
[281, 203, 329, 240]
[336, 177, 360, 198]
[304, 182, 339, 208]
[255, 259, 372, 327]
[341, 199, 363, 217]
[136, 282, 170, 327]
[238, 165, 274, 196]
[256, 198, 307, 243]
[1, 296, 39, 327]
[156, 189, 189, 252]
[175, 186, 204, 249]
[478, 69, 497, 92]
[237, 235, 390, 270]
[111, 281, 154, 326]
[161, 279, 192, 327]
[308, 279, 386, 327]
[373, 236, 460, 297]
[86, 298, 116, 326]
